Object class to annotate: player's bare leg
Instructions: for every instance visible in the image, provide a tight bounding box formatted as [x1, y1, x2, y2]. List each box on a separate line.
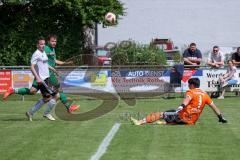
[131, 112, 164, 125]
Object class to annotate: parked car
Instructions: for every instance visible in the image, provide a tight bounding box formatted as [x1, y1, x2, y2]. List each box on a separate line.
[95, 47, 111, 65]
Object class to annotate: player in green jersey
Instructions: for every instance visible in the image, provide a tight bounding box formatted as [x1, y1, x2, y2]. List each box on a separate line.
[3, 35, 79, 113]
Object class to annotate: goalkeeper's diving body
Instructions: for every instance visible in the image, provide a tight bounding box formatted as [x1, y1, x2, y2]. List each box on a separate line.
[131, 78, 227, 125]
[3, 35, 79, 114]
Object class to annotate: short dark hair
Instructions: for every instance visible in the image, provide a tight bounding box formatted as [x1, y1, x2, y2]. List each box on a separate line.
[213, 46, 219, 49]
[237, 47, 240, 52]
[190, 43, 196, 47]
[48, 34, 57, 41]
[37, 36, 45, 43]
[188, 78, 200, 88]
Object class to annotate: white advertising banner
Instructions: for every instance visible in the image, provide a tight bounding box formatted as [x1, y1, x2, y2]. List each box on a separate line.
[201, 69, 240, 92]
[9, 68, 240, 94]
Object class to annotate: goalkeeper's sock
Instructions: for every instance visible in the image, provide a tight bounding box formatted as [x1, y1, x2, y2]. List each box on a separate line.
[59, 92, 72, 109]
[14, 88, 31, 95]
[29, 99, 45, 115]
[146, 112, 161, 123]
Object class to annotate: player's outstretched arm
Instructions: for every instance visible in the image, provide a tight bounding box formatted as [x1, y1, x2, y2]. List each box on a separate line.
[55, 59, 73, 65]
[209, 102, 227, 123]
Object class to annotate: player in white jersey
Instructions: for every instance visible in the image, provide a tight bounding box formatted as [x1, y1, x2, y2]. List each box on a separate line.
[26, 37, 58, 121]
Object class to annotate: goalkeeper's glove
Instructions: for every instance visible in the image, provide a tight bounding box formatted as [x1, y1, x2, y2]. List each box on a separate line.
[218, 114, 227, 123]
[176, 104, 185, 112]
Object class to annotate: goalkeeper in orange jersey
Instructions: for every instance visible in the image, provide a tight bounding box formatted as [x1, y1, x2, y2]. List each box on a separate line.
[131, 78, 227, 125]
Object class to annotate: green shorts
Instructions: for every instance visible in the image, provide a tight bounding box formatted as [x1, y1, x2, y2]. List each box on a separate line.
[49, 71, 60, 89]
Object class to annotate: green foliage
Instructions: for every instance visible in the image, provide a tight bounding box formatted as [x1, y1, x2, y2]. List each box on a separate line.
[173, 51, 181, 63]
[0, 0, 124, 65]
[111, 40, 167, 65]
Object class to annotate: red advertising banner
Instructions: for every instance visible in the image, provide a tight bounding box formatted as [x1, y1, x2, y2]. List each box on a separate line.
[0, 70, 12, 94]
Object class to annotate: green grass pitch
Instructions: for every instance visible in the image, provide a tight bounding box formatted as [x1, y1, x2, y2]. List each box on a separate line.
[0, 94, 240, 160]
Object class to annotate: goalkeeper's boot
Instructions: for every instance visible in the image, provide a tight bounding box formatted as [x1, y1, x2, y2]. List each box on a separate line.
[68, 105, 80, 113]
[130, 117, 144, 125]
[3, 87, 14, 100]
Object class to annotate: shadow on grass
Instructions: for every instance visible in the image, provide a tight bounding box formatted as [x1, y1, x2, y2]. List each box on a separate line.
[0, 117, 43, 121]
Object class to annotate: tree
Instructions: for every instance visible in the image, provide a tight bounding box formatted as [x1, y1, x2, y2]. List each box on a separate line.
[0, 0, 124, 65]
[111, 40, 167, 65]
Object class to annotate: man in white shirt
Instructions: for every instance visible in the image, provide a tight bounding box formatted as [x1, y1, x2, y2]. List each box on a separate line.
[207, 46, 224, 68]
[26, 37, 58, 121]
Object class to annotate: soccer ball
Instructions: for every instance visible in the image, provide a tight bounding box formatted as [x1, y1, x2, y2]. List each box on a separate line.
[105, 12, 116, 24]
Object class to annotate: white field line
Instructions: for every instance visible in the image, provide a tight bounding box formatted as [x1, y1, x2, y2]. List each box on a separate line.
[90, 123, 121, 160]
